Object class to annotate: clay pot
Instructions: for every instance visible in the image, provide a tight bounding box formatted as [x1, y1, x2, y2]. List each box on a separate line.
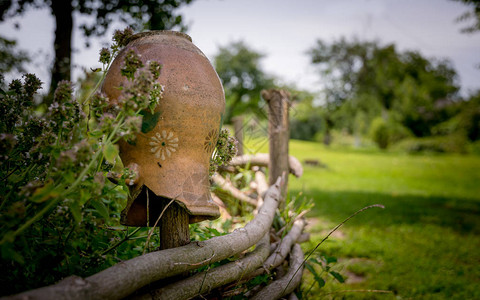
[102, 31, 225, 225]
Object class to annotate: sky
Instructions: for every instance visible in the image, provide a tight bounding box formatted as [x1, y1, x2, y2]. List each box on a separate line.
[1, 0, 479, 96]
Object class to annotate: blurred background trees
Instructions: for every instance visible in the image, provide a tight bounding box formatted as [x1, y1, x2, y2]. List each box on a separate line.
[0, 0, 194, 101]
[0, 0, 479, 153]
[213, 41, 275, 123]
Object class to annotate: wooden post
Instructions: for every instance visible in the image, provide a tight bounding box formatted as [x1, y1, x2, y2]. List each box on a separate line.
[158, 199, 190, 250]
[232, 116, 244, 156]
[144, 189, 190, 250]
[261, 89, 290, 206]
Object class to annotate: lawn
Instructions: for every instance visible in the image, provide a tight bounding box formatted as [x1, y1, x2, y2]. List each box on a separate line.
[274, 140, 480, 299]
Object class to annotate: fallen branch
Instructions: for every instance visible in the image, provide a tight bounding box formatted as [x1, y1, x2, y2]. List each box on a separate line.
[7, 177, 284, 300]
[212, 173, 258, 206]
[146, 233, 270, 299]
[219, 154, 303, 178]
[251, 244, 304, 300]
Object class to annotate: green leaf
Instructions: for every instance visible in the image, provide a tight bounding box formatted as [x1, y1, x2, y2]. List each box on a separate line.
[326, 256, 337, 264]
[329, 271, 345, 283]
[140, 110, 160, 133]
[30, 179, 58, 203]
[111, 156, 124, 174]
[91, 199, 110, 220]
[305, 263, 326, 288]
[1, 241, 24, 264]
[88, 130, 104, 139]
[103, 142, 119, 164]
[79, 189, 92, 206]
[69, 201, 83, 224]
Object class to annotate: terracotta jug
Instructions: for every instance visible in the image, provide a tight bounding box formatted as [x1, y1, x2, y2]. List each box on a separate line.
[102, 31, 225, 225]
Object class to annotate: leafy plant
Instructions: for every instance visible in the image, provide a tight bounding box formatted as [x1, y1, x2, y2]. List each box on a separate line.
[0, 27, 163, 295]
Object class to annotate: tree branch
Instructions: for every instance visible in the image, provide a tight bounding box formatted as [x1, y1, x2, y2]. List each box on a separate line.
[248, 218, 306, 279]
[212, 173, 258, 206]
[251, 244, 304, 300]
[145, 233, 270, 299]
[7, 177, 284, 300]
[218, 154, 303, 178]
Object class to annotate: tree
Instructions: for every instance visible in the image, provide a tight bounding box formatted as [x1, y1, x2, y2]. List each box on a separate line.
[0, 36, 29, 76]
[453, 0, 480, 33]
[213, 41, 274, 123]
[308, 38, 459, 138]
[0, 0, 194, 101]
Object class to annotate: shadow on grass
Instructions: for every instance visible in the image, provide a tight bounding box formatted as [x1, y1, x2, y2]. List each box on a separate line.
[294, 188, 480, 299]
[297, 188, 480, 235]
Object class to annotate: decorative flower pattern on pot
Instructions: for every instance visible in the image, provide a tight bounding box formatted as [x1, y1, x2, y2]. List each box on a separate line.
[149, 130, 179, 160]
[204, 129, 218, 153]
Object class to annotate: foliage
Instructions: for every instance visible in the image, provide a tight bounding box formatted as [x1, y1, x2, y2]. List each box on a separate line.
[368, 117, 389, 149]
[308, 38, 459, 141]
[0, 36, 29, 76]
[289, 91, 327, 141]
[0, 28, 162, 295]
[432, 90, 480, 142]
[368, 117, 413, 149]
[0, 27, 243, 296]
[453, 0, 480, 33]
[0, 0, 194, 98]
[392, 134, 469, 154]
[214, 41, 275, 123]
[209, 129, 238, 176]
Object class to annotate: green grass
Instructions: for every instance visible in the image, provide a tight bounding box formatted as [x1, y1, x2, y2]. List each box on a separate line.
[261, 139, 480, 299]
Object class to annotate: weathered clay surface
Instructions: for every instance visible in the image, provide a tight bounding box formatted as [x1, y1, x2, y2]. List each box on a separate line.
[102, 31, 225, 225]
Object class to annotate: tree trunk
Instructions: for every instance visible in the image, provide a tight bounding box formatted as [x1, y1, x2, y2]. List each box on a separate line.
[148, 2, 163, 30]
[47, 0, 73, 103]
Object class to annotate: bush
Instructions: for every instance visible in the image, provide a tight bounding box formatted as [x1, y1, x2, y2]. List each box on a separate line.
[392, 134, 469, 154]
[368, 117, 413, 149]
[369, 117, 389, 149]
[468, 140, 480, 155]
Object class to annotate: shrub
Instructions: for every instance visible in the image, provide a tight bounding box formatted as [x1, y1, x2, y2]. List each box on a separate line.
[392, 134, 469, 154]
[369, 117, 389, 149]
[368, 117, 413, 149]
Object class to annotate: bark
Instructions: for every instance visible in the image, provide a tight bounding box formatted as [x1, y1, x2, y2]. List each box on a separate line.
[48, 0, 73, 102]
[212, 173, 258, 206]
[211, 193, 232, 220]
[7, 177, 284, 300]
[289, 292, 299, 300]
[146, 234, 270, 299]
[251, 244, 304, 300]
[254, 171, 269, 198]
[232, 116, 244, 156]
[219, 153, 303, 178]
[262, 89, 290, 203]
[156, 196, 190, 250]
[248, 218, 306, 278]
[253, 171, 269, 215]
[297, 232, 311, 244]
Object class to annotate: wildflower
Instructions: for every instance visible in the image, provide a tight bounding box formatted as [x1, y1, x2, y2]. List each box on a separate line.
[99, 47, 111, 65]
[121, 50, 144, 80]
